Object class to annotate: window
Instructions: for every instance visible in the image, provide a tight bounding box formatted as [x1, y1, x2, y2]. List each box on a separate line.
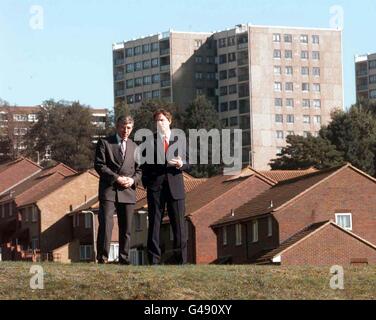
[235, 224, 242, 246]
[303, 99, 310, 108]
[25, 209, 29, 222]
[302, 83, 310, 92]
[287, 131, 295, 136]
[252, 220, 258, 243]
[228, 52, 236, 62]
[369, 75, 376, 84]
[219, 54, 227, 64]
[126, 95, 134, 104]
[285, 82, 294, 91]
[143, 76, 152, 85]
[206, 56, 215, 64]
[229, 84, 237, 95]
[286, 114, 295, 123]
[275, 98, 282, 107]
[220, 86, 228, 96]
[285, 66, 293, 75]
[142, 43, 150, 54]
[274, 82, 282, 92]
[219, 70, 227, 80]
[312, 35, 320, 44]
[300, 34, 308, 43]
[273, 33, 281, 42]
[312, 83, 321, 92]
[301, 66, 309, 76]
[312, 51, 320, 60]
[229, 116, 238, 126]
[150, 58, 159, 68]
[369, 60, 376, 69]
[196, 88, 204, 96]
[80, 245, 93, 261]
[152, 90, 160, 98]
[303, 131, 310, 138]
[227, 36, 236, 46]
[274, 66, 281, 75]
[151, 42, 159, 52]
[126, 63, 134, 73]
[195, 56, 203, 64]
[273, 50, 281, 59]
[195, 72, 203, 80]
[207, 72, 216, 80]
[303, 115, 310, 124]
[275, 114, 283, 123]
[268, 216, 273, 237]
[125, 48, 133, 57]
[31, 207, 38, 222]
[134, 46, 142, 55]
[31, 237, 39, 250]
[135, 93, 142, 102]
[313, 67, 320, 76]
[220, 102, 228, 112]
[143, 91, 152, 100]
[194, 39, 203, 48]
[301, 51, 309, 59]
[370, 90, 376, 99]
[218, 38, 227, 48]
[229, 100, 237, 110]
[73, 214, 79, 228]
[228, 68, 236, 78]
[286, 98, 294, 108]
[313, 99, 321, 108]
[13, 114, 28, 122]
[313, 115, 321, 125]
[222, 118, 229, 127]
[135, 77, 142, 87]
[284, 34, 292, 43]
[152, 74, 160, 83]
[143, 60, 151, 69]
[223, 226, 228, 245]
[126, 79, 134, 88]
[84, 213, 92, 229]
[276, 131, 284, 139]
[285, 50, 292, 59]
[335, 213, 352, 231]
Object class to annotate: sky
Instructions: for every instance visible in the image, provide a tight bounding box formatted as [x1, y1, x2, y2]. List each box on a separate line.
[0, 0, 375, 110]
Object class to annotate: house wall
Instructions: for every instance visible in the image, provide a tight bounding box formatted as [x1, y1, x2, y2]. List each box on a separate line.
[281, 224, 376, 266]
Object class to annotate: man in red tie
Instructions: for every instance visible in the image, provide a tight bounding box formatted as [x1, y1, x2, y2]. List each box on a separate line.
[141, 109, 190, 265]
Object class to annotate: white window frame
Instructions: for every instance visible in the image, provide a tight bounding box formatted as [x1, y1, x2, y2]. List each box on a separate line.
[235, 224, 242, 246]
[335, 213, 353, 231]
[252, 220, 259, 243]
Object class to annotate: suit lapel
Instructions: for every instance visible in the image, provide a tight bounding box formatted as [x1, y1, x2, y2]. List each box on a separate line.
[111, 135, 124, 165]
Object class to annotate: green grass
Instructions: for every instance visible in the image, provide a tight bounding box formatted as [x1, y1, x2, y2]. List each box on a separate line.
[0, 262, 375, 300]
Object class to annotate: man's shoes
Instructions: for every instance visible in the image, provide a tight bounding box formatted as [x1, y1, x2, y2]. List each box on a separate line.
[97, 257, 108, 264]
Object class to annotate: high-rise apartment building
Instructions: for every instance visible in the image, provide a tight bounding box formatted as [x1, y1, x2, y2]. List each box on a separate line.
[355, 53, 376, 101]
[113, 24, 343, 169]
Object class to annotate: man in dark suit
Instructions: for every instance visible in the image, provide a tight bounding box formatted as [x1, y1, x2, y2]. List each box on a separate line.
[141, 109, 190, 265]
[94, 116, 142, 265]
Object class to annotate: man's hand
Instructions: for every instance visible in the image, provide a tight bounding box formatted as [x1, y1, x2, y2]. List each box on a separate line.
[116, 176, 134, 188]
[168, 156, 183, 169]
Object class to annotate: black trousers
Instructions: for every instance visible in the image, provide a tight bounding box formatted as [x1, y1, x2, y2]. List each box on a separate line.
[147, 180, 187, 265]
[97, 200, 134, 263]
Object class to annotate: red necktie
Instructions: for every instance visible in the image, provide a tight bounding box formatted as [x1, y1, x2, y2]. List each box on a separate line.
[164, 136, 169, 154]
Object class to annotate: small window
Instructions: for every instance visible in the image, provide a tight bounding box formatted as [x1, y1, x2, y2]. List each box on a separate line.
[284, 34, 292, 43]
[80, 245, 93, 261]
[273, 33, 281, 42]
[273, 50, 281, 59]
[286, 99, 294, 108]
[285, 50, 292, 59]
[31, 237, 39, 250]
[274, 66, 281, 75]
[275, 98, 282, 107]
[312, 35, 320, 44]
[268, 216, 273, 237]
[276, 131, 284, 139]
[301, 51, 309, 59]
[275, 114, 283, 123]
[303, 115, 310, 124]
[286, 114, 294, 124]
[335, 213, 352, 231]
[223, 226, 228, 246]
[300, 34, 308, 43]
[235, 224, 242, 246]
[31, 207, 38, 222]
[312, 51, 320, 60]
[84, 213, 92, 229]
[252, 220, 258, 243]
[274, 82, 282, 92]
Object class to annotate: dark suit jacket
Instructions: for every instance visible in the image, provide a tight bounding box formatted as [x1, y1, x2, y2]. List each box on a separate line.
[141, 132, 191, 200]
[94, 134, 142, 204]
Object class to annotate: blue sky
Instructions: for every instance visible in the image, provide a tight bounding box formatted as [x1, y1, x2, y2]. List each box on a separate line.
[0, 0, 375, 110]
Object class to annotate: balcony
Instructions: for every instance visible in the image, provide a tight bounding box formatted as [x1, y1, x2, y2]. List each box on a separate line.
[238, 74, 249, 82]
[237, 58, 248, 66]
[160, 48, 170, 56]
[114, 73, 124, 81]
[237, 43, 248, 50]
[114, 59, 124, 66]
[115, 89, 125, 97]
[160, 64, 170, 72]
[356, 70, 368, 77]
[357, 85, 368, 91]
[161, 80, 171, 88]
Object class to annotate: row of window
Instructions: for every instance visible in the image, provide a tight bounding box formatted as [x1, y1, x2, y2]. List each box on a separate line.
[22, 206, 38, 223]
[218, 99, 250, 114]
[125, 43, 160, 57]
[126, 90, 161, 104]
[13, 128, 28, 136]
[195, 72, 217, 80]
[218, 35, 248, 48]
[276, 130, 319, 139]
[125, 74, 161, 88]
[274, 66, 320, 76]
[73, 213, 92, 229]
[0, 114, 38, 122]
[274, 98, 321, 108]
[220, 84, 250, 97]
[273, 33, 320, 44]
[274, 50, 320, 60]
[275, 114, 322, 124]
[195, 55, 216, 64]
[125, 58, 161, 73]
[274, 82, 321, 92]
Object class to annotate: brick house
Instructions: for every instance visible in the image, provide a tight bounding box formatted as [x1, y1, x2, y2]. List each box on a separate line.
[211, 164, 376, 266]
[0, 160, 99, 262]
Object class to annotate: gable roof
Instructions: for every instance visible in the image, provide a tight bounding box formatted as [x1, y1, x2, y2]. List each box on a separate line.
[212, 164, 351, 227]
[259, 168, 318, 182]
[0, 157, 42, 196]
[255, 221, 376, 264]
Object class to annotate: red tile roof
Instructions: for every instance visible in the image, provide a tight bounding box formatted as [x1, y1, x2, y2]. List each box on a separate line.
[212, 165, 346, 227]
[260, 168, 318, 182]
